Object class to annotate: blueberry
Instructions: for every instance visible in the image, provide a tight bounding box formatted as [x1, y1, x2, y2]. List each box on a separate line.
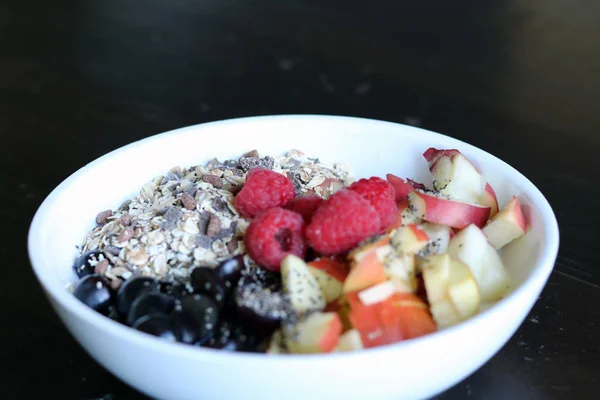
[73, 250, 106, 278]
[173, 294, 220, 345]
[132, 314, 178, 342]
[116, 277, 160, 317]
[159, 281, 190, 299]
[126, 292, 175, 326]
[190, 267, 226, 309]
[73, 274, 114, 316]
[213, 256, 245, 294]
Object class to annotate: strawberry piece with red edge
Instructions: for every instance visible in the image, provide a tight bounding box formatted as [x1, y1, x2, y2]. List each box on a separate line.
[244, 207, 306, 271]
[234, 168, 296, 218]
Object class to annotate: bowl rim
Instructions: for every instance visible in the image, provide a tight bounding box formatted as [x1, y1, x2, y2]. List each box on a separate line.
[27, 114, 559, 365]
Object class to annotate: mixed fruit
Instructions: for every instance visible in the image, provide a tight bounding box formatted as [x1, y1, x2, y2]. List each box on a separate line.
[71, 147, 528, 354]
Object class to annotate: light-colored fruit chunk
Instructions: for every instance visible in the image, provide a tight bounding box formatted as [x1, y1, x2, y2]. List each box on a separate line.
[285, 312, 343, 354]
[390, 224, 430, 255]
[479, 182, 500, 218]
[358, 280, 397, 306]
[483, 196, 527, 249]
[422, 254, 480, 328]
[389, 200, 423, 231]
[281, 255, 326, 314]
[419, 222, 452, 257]
[307, 258, 348, 303]
[447, 225, 509, 302]
[409, 191, 490, 229]
[334, 329, 364, 352]
[423, 148, 485, 203]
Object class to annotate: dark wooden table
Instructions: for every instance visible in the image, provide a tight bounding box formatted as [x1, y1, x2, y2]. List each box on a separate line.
[2, 0, 599, 399]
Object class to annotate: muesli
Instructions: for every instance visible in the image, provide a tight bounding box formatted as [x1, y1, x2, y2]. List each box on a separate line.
[70, 147, 525, 354]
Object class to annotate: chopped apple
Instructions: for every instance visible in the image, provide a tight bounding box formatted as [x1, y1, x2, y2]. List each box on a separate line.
[418, 222, 452, 257]
[423, 147, 485, 203]
[344, 237, 389, 293]
[386, 293, 437, 340]
[285, 312, 343, 354]
[482, 196, 527, 249]
[307, 258, 349, 303]
[281, 255, 326, 314]
[266, 330, 287, 354]
[384, 255, 417, 291]
[421, 254, 480, 328]
[447, 225, 509, 302]
[408, 190, 490, 229]
[390, 224, 430, 255]
[389, 200, 423, 231]
[479, 182, 500, 218]
[386, 174, 426, 202]
[334, 329, 364, 352]
[358, 280, 396, 306]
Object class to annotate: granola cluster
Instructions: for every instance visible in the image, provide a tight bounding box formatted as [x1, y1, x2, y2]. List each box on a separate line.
[78, 150, 353, 288]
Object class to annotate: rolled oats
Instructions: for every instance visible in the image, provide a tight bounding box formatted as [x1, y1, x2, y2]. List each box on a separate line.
[78, 149, 353, 286]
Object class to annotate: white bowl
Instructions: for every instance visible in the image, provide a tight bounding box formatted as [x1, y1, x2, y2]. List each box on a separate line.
[28, 115, 559, 400]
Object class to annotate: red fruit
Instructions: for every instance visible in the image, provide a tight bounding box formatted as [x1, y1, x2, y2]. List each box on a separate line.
[284, 196, 324, 224]
[244, 207, 306, 271]
[306, 190, 381, 256]
[348, 177, 397, 231]
[386, 174, 427, 202]
[234, 168, 296, 218]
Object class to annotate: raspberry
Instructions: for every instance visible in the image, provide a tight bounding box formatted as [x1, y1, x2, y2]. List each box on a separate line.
[284, 196, 324, 224]
[306, 190, 381, 255]
[234, 168, 296, 218]
[244, 207, 306, 271]
[348, 177, 398, 231]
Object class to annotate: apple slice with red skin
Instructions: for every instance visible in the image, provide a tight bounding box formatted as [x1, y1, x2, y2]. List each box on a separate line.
[423, 148, 485, 203]
[285, 311, 343, 354]
[307, 257, 349, 303]
[386, 174, 427, 202]
[408, 191, 490, 229]
[479, 183, 499, 218]
[482, 196, 527, 249]
[343, 238, 388, 293]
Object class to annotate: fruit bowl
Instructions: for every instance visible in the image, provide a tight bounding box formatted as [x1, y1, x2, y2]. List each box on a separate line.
[27, 115, 559, 400]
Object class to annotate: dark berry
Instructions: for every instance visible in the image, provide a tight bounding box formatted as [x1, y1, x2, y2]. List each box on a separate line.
[190, 267, 226, 309]
[126, 292, 175, 326]
[173, 294, 220, 345]
[116, 277, 160, 317]
[159, 281, 190, 299]
[244, 207, 306, 271]
[235, 279, 292, 336]
[132, 314, 178, 342]
[73, 274, 114, 316]
[73, 250, 106, 279]
[206, 320, 265, 352]
[213, 255, 245, 294]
